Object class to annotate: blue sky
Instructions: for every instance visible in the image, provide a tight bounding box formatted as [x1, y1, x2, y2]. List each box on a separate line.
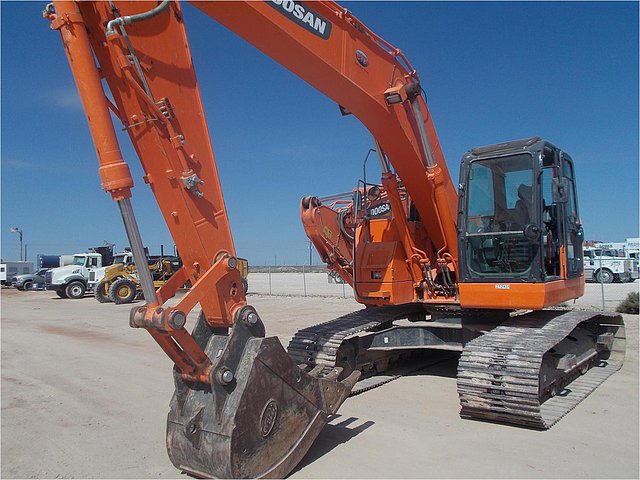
[2, 1, 638, 266]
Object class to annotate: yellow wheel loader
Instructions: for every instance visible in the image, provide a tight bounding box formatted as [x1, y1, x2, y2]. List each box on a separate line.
[94, 258, 179, 304]
[95, 257, 248, 304]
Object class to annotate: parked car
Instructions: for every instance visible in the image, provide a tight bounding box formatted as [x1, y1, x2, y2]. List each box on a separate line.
[13, 268, 49, 290]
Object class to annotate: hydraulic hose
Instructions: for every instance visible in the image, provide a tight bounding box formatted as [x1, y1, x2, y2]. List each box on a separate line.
[106, 0, 171, 35]
[338, 208, 354, 242]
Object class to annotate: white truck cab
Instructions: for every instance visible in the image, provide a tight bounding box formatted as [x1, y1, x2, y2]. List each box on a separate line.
[583, 247, 634, 284]
[592, 240, 639, 282]
[45, 252, 106, 299]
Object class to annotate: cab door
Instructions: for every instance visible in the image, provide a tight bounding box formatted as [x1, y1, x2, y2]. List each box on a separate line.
[560, 155, 584, 278]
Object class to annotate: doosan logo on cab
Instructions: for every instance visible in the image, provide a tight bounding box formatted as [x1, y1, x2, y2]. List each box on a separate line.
[369, 203, 391, 216]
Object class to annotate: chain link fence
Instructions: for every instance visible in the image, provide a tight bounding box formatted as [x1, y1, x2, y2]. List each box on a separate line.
[246, 266, 638, 310]
[247, 266, 354, 298]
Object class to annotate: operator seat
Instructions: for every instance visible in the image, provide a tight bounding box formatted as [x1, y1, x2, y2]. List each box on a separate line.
[514, 184, 532, 227]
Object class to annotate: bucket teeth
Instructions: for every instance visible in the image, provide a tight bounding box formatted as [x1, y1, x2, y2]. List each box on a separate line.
[307, 364, 325, 377]
[321, 367, 343, 382]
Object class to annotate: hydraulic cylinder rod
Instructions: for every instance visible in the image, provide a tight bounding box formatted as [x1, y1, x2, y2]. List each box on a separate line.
[117, 198, 159, 305]
[410, 97, 436, 169]
[373, 138, 391, 174]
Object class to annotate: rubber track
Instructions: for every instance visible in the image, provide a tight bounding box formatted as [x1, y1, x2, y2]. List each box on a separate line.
[457, 309, 625, 429]
[287, 304, 427, 376]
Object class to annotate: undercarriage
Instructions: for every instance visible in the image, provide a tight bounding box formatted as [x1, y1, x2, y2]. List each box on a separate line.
[287, 306, 625, 429]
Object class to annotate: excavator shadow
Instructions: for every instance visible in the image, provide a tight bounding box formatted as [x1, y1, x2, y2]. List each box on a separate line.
[350, 350, 461, 395]
[403, 350, 460, 379]
[291, 414, 375, 475]
[291, 351, 457, 475]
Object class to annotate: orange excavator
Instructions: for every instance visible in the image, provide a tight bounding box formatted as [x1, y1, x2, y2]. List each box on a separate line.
[45, 1, 625, 477]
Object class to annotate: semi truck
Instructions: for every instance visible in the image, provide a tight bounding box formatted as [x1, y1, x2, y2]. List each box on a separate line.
[44, 245, 118, 298]
[592, 239, 640, 281]
[583, 246, 635, 283]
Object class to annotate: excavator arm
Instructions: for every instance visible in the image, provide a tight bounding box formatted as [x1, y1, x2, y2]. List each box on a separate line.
[47, 0, 459, 361]
[45, 0, 458, 476]
[47, 0, 460, 370]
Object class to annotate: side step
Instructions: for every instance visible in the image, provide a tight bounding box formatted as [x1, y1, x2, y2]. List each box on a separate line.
[457, 310, 625, 429]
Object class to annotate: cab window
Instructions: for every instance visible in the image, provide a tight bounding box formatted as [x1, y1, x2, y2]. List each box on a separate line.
[464, 153, 536, 277]
[563, 157, 582, 276]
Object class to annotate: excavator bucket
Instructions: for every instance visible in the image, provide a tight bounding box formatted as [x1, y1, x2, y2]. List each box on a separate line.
[166, 309, 359, 478]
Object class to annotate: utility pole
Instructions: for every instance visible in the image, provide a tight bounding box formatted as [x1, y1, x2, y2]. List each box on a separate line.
[9, 227, 23, 261]
[308, 240, 312, 266]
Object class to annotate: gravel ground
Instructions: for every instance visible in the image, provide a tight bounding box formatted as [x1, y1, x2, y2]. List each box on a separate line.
[1, 280, 638, 478]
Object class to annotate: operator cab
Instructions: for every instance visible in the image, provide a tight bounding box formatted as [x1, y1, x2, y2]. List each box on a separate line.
[457, 137, 584, 309]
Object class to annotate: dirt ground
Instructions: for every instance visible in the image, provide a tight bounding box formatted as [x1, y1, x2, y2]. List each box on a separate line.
[1, 281, 638, 478]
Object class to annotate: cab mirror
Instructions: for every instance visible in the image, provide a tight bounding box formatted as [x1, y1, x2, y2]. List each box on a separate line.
[552, 177, 569, 203]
